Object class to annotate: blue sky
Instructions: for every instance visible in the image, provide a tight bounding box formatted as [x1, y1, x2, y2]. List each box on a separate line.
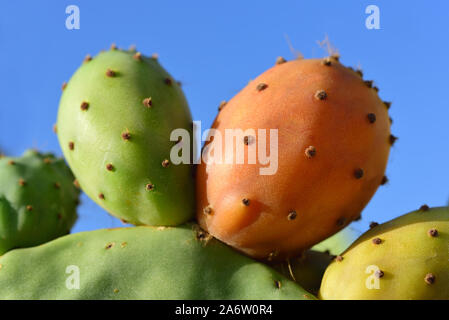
[0, 0, 447, 235]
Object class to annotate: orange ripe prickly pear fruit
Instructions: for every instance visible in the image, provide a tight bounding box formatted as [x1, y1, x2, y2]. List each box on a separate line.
[196, 56, 393, 260]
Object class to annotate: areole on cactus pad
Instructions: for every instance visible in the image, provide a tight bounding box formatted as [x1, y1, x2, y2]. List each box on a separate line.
[197, 55, 394, 260]
[56, 47, 195, 227]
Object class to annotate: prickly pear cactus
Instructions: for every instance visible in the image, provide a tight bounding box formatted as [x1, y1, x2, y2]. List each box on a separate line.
[319, 206, 449, 300]
[312, 226, 360, 256]
[270, 227, 359, 294]
[0, 150, 79, 255]
[271, 250, 335, 296]
[0, 224, 315, 300]
[57, 48, 195, 226]
[197, 56, 393, 259]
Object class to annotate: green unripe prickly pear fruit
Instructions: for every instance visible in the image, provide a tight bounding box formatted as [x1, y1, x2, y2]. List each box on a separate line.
[0, 224, 315, 300]
[57, 48, 195, 226]
[0, 150, 79, 255]
[319, 206, 449, 300]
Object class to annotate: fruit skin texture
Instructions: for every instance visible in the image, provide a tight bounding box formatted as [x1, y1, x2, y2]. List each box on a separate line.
[0, 224, 315, 300]
[57, 49, 194, 226]
[0, 150, 79, 255]
[319, 207, 449, 300]
[197, 57, 391, 260]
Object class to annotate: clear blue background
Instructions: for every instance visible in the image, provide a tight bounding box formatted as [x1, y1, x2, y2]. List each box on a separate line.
[0, 0, 447, 235]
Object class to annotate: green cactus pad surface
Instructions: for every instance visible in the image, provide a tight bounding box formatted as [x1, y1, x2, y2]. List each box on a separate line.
[0, 150, 79, 255]
[0, 224, 315, 300]
[57, 49, 195, 226]
[319, 206, 449, 300]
